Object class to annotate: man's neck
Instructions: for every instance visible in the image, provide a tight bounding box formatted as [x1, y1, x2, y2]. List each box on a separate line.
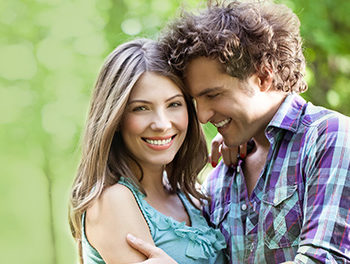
[243, 140, 270, 197]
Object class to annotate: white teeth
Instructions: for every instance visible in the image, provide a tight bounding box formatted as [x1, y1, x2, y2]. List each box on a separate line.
[145, 138, 172, 145]
[213, 118, 231, 128]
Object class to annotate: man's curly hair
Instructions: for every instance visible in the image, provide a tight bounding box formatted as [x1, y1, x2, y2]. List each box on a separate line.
[160, 0, 307, 93]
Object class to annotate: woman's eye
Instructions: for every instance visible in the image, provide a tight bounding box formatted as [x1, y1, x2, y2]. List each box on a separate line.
[169, 102, 182, 108]
[132, 106, 147, 112]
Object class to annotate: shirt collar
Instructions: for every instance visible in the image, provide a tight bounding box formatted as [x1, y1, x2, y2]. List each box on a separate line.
[266, 93, 306, 139]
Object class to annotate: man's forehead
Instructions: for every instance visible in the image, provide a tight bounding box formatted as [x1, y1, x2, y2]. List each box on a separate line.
[191, 86, 223, 98]
[187, 56, 226, 71]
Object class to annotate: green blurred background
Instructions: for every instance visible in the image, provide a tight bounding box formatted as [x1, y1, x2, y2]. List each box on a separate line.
[1, 0, 349, 263]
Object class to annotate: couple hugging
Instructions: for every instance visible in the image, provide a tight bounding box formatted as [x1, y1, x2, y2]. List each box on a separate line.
[69, 1, 350, 263]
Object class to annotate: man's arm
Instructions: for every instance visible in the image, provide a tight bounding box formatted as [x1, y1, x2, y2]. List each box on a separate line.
[294, 117, 350, 263]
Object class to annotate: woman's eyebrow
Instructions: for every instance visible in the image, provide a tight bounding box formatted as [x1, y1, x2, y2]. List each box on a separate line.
[128, 94, 184, 104]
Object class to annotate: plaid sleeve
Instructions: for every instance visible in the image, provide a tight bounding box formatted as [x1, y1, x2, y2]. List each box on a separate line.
[295, 115, 350, 263]
[201, 163, 222, 224]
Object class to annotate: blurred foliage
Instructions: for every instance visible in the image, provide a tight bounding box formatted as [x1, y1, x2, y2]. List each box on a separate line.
[0, 0, 349, 263]
[277, 0, 350, 115]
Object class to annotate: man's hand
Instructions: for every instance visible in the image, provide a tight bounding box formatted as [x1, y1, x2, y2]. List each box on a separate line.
[209, 133, 247, 167]
[127, 234, 177, 264]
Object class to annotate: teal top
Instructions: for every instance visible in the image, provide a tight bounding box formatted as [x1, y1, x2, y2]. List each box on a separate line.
[82, 177, 227, 263]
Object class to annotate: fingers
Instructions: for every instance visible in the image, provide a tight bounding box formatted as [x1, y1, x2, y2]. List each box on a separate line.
[126, 234, 159, 258]
[210, 133, 249, 167]
[239, 142, 248, 159]
[221, 143, 239, 167]
[210, 133, 224, 167]
[127, 234, 178, 264]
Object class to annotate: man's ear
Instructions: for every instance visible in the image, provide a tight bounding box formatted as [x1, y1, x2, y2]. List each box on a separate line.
[257, 68, 273, 92]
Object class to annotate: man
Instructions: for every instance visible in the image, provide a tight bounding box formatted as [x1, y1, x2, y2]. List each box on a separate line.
[127, 1, 350, 263]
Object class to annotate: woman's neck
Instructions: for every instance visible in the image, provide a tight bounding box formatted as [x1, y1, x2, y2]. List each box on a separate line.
[138, 164, 168, 197]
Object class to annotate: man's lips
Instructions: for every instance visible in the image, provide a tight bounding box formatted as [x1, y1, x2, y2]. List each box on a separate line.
[212, 118, 232, 128]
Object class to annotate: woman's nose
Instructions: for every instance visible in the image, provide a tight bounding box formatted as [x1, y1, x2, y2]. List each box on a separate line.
[150, 110, 172, 131]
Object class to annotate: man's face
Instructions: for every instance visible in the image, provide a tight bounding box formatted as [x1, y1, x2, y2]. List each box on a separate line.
[185, 57, 275, 147]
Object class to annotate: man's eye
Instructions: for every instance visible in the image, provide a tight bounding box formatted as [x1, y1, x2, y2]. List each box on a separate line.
[132, 106, 147, 112]
[206, 93, 219, 99]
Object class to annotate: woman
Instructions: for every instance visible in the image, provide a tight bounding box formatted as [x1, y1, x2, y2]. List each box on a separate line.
[69, 39, 226, 264]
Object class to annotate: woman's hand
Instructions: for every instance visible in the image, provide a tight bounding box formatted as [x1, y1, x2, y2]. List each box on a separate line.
[209, 133, 247, 167]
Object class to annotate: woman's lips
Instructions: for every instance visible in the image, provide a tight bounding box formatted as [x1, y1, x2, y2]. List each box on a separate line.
[142, 135, 176, 150]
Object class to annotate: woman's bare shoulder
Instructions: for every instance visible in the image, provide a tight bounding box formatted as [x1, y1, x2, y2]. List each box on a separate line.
[85, 183, 154, 263]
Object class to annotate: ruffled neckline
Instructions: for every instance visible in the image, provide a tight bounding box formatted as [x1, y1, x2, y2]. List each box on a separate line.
[119, 177, 226, 260]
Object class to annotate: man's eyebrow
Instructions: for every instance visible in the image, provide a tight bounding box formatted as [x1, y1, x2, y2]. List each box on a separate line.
[195, 87, 222, 97]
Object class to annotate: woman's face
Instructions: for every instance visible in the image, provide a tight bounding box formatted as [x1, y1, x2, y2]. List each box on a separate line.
[121, 72, 188, 170]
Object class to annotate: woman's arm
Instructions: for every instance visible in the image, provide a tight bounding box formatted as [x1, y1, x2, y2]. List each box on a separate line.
[86, 184, 154, 264]
[126, 234, 177, 264]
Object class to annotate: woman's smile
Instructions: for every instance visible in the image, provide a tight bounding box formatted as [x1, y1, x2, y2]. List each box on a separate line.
[142, 135, 177, 150]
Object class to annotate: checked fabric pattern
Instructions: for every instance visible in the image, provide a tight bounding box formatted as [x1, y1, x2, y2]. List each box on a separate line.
[203, 94, 350, 264]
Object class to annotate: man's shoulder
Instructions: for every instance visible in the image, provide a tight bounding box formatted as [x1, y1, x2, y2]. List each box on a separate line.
[301, 102, 349, 128]
[298, 103, 350, 154]
[277, 94, 349, 133]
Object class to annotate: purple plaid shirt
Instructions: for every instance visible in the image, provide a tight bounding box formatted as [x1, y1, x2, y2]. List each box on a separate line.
[203, 94, 350, 263]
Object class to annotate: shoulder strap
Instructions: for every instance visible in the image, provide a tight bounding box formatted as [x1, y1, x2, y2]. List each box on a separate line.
[118, 178, 154, 237]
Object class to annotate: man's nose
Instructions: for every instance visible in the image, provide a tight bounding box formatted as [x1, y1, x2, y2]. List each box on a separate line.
[195, 100, 214, 124]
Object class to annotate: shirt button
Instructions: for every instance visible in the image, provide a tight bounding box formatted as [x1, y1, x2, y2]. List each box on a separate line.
[250, 243, 254, 252]
[236, 166, 240, 173]
[241, 204, 247, 211]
